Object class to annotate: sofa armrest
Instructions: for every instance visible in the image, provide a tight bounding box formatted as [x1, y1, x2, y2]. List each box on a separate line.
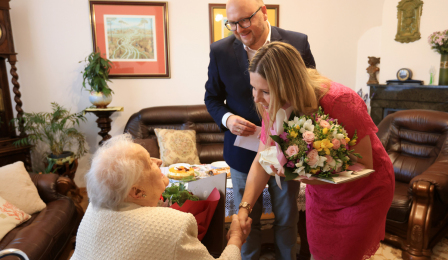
[29, 173, 61, 204]
[56, 176, 83, 204]
[410, 161, 448, 204]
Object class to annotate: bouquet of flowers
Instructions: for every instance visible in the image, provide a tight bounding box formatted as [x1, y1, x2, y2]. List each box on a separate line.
[269, 106, 361, 182]
[428, 29, 448, 54]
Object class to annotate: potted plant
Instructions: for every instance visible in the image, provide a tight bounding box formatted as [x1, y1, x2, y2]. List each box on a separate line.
[12, 102, 88, 173]
[428, 29, 448, 85]
[81, 51, 114, 108]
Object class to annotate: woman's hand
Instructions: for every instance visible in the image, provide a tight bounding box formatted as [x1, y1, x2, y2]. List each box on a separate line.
[237, 208, 252, 237]
[269, 165, 285, 177]
[226, 214, 251, 248]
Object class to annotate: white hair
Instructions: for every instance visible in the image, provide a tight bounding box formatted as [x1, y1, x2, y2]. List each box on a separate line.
[85, 134, 151, 210]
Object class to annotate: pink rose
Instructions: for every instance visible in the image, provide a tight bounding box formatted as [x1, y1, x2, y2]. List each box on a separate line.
[316, 117, 321, 123]
[331, 138, 341, 150]
[325, 155, 334, 164]
[285, 145, 299, 157]
[302, 131, 315, 144]
[319, 120, 331, 129]
[307, 149, 319, 166]
[340, 138, 347, 146]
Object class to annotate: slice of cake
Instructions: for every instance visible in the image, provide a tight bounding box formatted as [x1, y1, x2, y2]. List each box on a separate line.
[168, 166, 195, 180]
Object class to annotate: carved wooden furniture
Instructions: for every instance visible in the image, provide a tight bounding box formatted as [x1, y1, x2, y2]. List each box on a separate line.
[377, 109, 448, 260]
[0, 0, 31, 170]
[369, 84, 448, 126]
[85, 107, 123, 146]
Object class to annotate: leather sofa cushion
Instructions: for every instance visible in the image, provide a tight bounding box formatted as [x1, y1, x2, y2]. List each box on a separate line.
[135, 138, 160, 159]
[387, 181, 412, 223]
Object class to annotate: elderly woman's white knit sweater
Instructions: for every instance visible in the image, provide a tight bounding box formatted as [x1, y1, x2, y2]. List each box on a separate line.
[70, 202, 240, 260]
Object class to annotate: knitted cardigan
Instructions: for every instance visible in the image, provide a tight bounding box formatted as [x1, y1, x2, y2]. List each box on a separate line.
[71, 203, 240, 260]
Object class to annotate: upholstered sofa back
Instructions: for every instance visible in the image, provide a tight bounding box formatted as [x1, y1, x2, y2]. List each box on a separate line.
[124, 105, 224, 164]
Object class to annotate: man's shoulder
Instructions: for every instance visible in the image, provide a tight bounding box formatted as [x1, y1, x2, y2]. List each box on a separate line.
[273, 26, 308, 38]
[210, 34, 237, 51]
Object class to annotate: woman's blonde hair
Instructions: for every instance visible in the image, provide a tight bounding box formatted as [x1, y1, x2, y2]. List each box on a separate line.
[248, 41, 331, 143]
[85, 134, 152, 210]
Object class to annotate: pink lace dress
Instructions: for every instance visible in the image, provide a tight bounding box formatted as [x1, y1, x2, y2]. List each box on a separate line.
[260, 82, 394, 260]
[306, 82, 394, 260]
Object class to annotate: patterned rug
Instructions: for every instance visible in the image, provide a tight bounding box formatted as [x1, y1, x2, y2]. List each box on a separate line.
[258, 235, 448, 260]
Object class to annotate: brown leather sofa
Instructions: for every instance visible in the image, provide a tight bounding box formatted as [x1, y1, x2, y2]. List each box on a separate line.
[0, 173, 83, 260]
[377, 109, 448, 259]
[124, 104, 224, 164]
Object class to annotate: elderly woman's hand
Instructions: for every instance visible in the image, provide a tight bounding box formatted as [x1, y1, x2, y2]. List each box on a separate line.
[226, 214, 251, 249]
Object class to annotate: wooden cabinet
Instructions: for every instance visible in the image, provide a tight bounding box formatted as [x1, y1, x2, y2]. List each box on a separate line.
[0, 0, 31, 170]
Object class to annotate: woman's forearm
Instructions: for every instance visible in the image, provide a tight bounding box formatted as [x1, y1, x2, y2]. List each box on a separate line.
[240, 153, 270, 206]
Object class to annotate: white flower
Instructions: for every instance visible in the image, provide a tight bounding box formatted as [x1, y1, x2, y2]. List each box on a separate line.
[293, 160, 306, 176]
[288, 116, 301, 127]
[302, 119, 314, 132]
[336, 133, 345, 139]
[322, 157, 336, 172]
[310, 155, 327, 168]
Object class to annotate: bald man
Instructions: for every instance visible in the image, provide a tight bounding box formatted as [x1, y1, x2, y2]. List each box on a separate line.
[204, 0, 315, 259]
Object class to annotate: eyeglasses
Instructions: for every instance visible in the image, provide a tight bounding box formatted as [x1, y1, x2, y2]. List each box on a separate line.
[225, 7, 262, 31]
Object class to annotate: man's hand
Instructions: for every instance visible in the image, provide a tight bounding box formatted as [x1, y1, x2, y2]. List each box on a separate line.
[227, 115, 257, 136]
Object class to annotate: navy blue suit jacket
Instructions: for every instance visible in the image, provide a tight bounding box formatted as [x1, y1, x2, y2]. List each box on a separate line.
[204, 26, 316, 174]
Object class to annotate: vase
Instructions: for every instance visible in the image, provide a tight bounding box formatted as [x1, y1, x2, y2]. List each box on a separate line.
[440, 53, 448, 86]
[89, 91, 112, 108]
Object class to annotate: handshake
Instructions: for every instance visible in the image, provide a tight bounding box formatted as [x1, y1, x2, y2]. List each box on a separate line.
[226, 213, 252, 249]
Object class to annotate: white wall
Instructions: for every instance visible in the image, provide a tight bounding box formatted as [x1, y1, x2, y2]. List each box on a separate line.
[379, 0, 448, 84]
[7, 0, 384, 186]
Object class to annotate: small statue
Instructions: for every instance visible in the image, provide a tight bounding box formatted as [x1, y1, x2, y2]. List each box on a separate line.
[367, 56, 380, 84]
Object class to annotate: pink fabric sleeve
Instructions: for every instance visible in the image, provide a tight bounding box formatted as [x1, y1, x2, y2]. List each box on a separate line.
[260, 119, 267, 145]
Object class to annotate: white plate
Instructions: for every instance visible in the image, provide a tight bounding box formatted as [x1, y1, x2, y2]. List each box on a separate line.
[211, 161, 229, 169]
[168, 163, 191, 169]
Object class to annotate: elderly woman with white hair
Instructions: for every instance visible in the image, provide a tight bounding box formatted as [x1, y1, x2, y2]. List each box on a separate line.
[71, 134, 248, 260]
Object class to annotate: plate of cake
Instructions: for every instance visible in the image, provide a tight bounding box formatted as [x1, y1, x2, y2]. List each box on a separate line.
[167, 163, 195, 180]
[209, 161, 231, 178]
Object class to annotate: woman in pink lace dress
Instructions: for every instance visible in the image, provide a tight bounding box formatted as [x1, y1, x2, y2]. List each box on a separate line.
[237, 42, 394, 260]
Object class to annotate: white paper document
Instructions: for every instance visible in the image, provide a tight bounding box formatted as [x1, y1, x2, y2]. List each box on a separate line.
[233, 126, 262, 152]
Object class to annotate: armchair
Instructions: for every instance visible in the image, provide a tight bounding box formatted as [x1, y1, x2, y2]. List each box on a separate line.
[377, 109, 448, 260]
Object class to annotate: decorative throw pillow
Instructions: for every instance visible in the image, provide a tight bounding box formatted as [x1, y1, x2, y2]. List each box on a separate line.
[154, 129, 200, 166]
[0, 162, 46, 215]
[0, 195, 31, 240]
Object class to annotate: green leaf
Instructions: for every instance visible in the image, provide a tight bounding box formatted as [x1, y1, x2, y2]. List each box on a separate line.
[270, 135, 282, 145]
[284, 167, 298, 181]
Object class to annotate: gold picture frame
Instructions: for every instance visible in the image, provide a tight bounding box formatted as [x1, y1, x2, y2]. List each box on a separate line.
[208, 4, 279, 44]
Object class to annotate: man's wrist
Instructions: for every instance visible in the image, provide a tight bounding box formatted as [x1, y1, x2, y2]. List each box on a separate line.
[222, 112, 234, 129]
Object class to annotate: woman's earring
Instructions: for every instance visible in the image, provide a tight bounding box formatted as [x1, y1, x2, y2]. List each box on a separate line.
[142, 194, 147, 198]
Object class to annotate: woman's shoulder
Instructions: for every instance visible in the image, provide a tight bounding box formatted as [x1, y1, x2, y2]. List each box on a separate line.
[322, 82, 361, 104]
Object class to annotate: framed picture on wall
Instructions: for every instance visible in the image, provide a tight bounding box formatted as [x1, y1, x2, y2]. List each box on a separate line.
[208, 4, 279, 44]
[89, 1, 170, 78]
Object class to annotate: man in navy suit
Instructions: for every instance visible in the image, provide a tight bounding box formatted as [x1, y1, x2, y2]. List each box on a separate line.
[204, 0, 315, 259]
